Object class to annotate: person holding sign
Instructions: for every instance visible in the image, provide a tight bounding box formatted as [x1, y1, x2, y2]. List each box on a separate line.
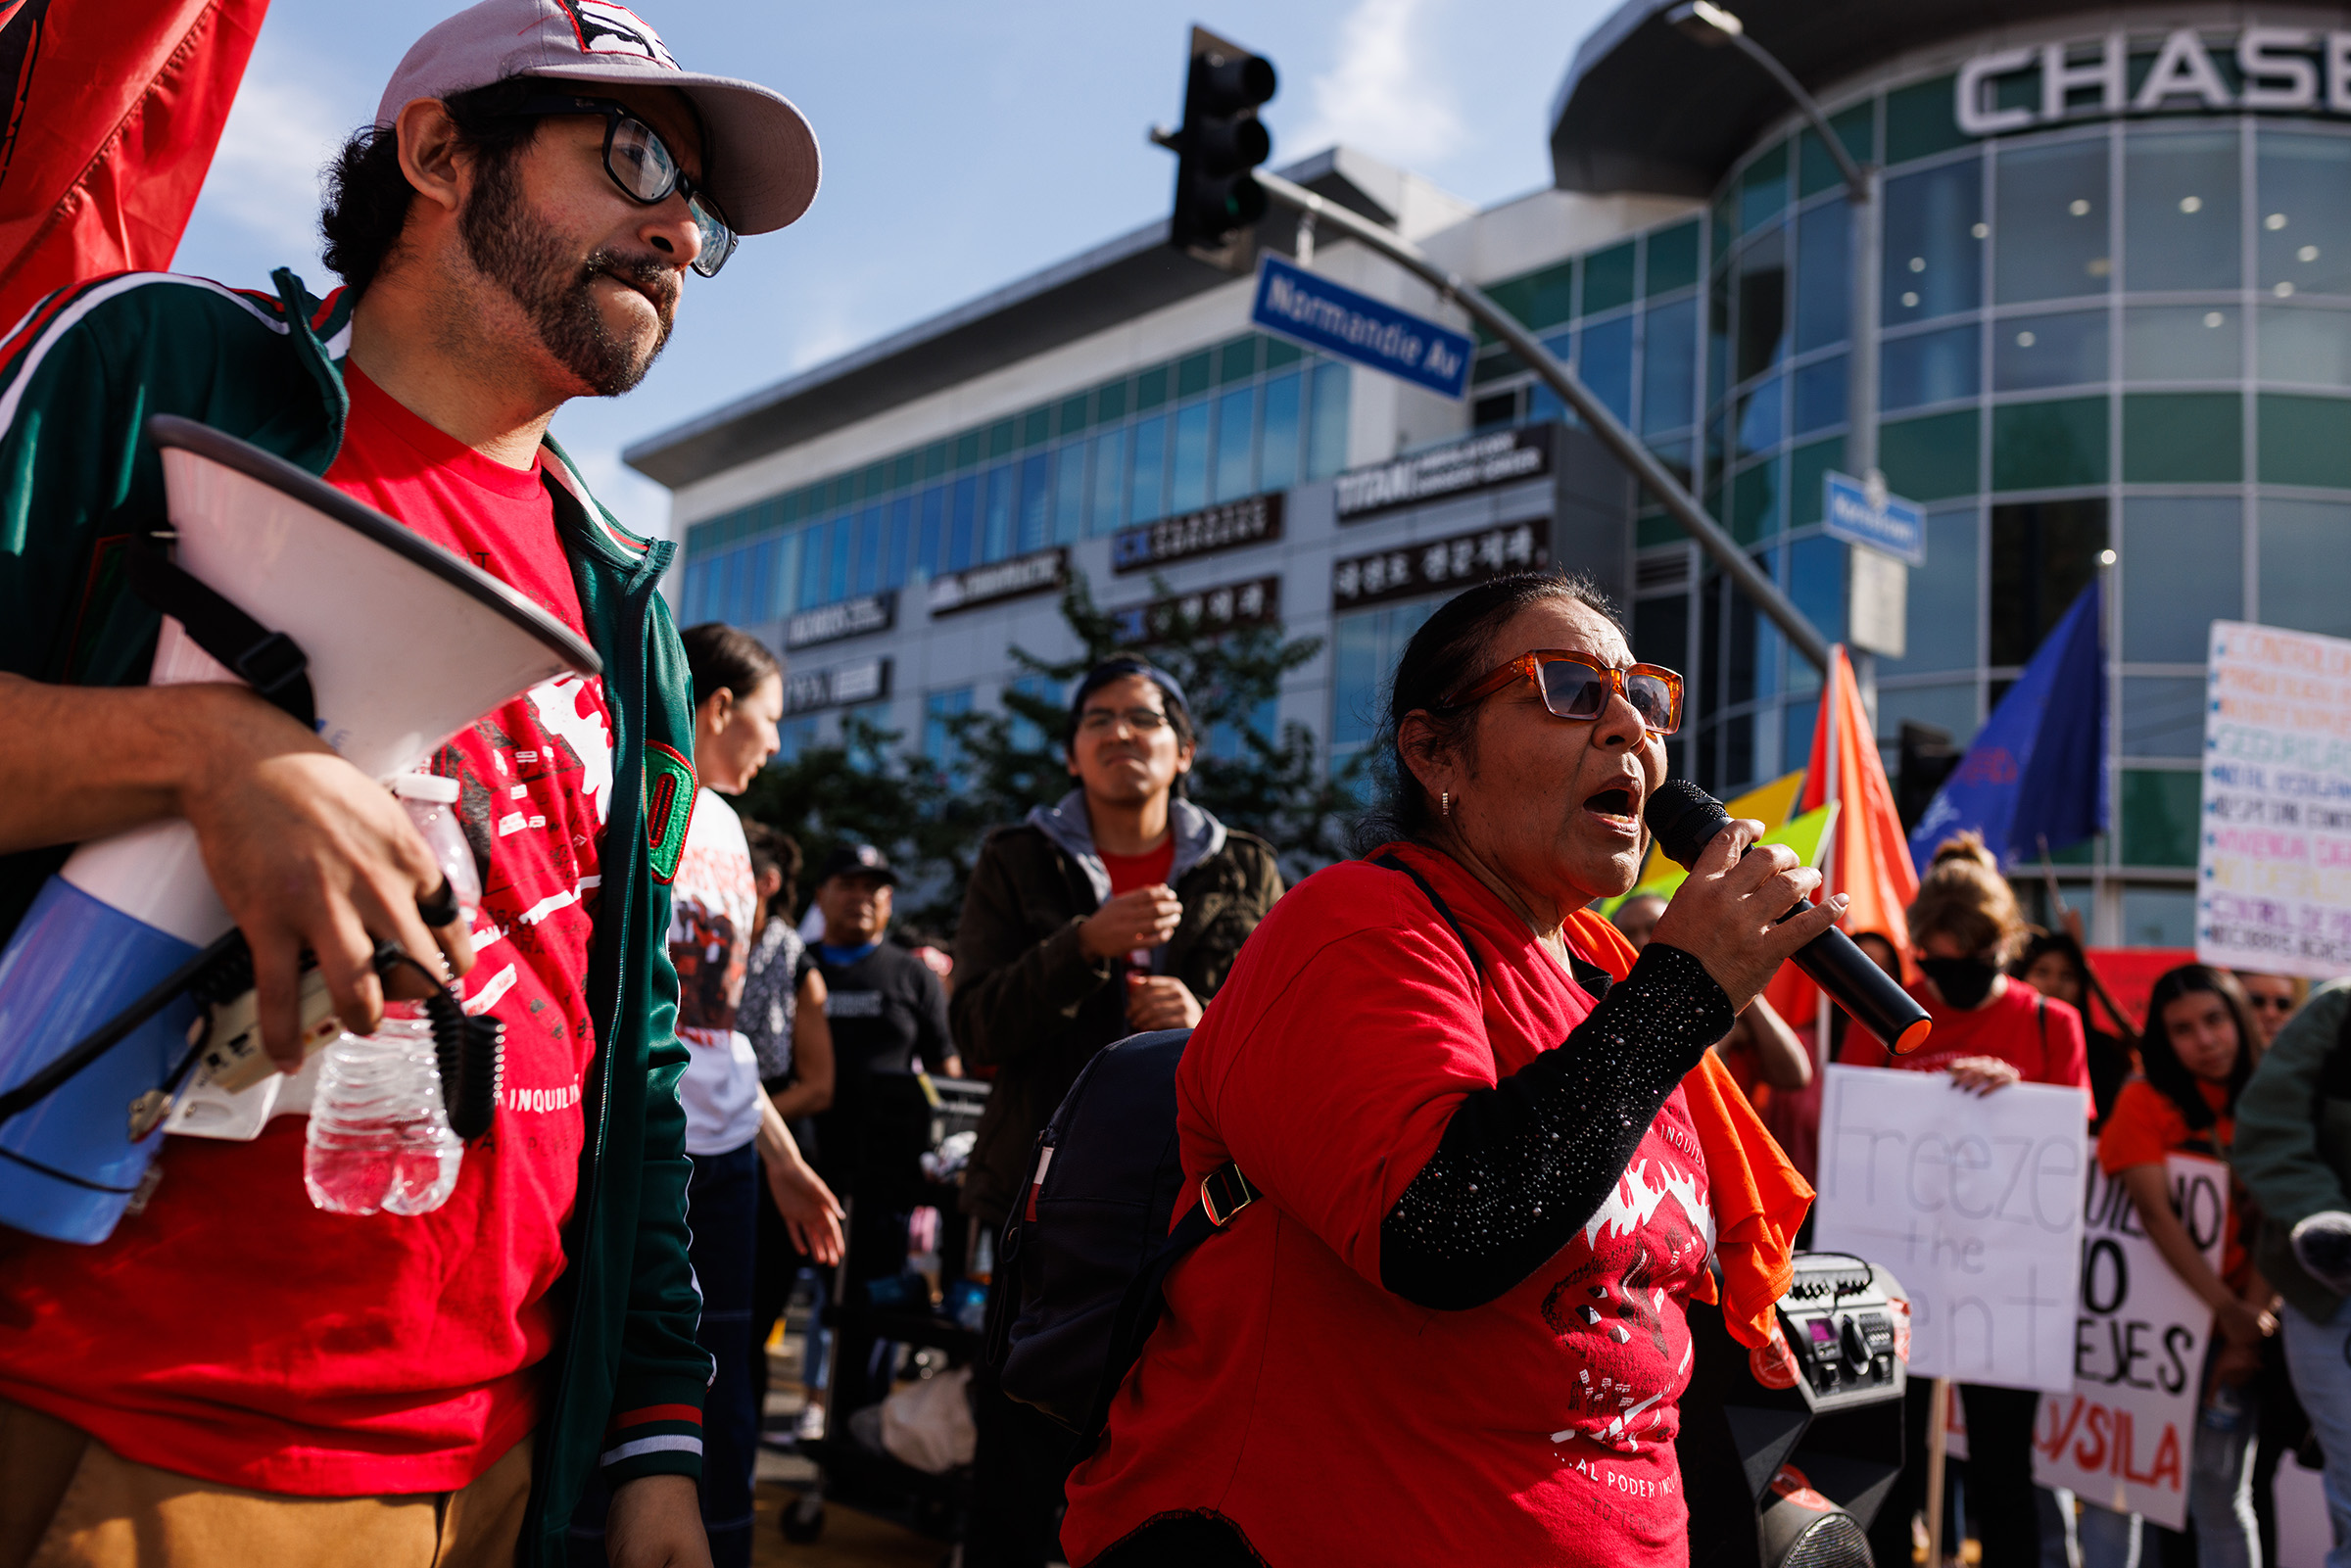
[2077, 967, 2275, 1566]
[1849, 835, 2093, 1568]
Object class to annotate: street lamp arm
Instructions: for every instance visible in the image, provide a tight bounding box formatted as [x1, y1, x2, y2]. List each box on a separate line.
[1723, 30, 1870, 202]
[1252, 167, 1833, 675]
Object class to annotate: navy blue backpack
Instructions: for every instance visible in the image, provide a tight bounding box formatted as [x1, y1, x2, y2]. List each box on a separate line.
[983, 854, 1485, 1444]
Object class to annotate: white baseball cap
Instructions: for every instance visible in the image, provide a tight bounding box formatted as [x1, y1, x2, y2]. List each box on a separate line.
[375, 0, 819, 234]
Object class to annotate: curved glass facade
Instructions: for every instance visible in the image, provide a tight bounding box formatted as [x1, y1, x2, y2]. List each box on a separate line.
[1479, 52, 2351, 942]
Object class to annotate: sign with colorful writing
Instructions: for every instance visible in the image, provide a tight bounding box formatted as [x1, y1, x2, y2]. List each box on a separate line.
[925, 546, 1067, 617]
[2196, 620, 2351, 979]
[1251, 253, 1473, 399]
[1332, 520, 1546, 611]
[1112, 493, 1282, 574]
[1111, 575, 1281, 646]
[1334, 426, 1551, 521]
[2033, 1149, 2227, 1532]
[1812, 1066, 2087, 1395]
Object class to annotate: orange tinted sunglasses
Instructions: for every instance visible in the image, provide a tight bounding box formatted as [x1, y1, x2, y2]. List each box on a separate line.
[1442, 649, 1684, 736]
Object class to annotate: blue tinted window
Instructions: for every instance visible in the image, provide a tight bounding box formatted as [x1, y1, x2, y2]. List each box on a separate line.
[917, 485, 947, 577]
[1736, 375, 1784, 458]
[1129, 415, 1168, 523]
[827, 514, 850, 600]
[983, 464, 1015, 561]
[1307, 362, 1351, 480]
[884, 497, 913, 591]
[925, 687, 974, 784]
[1882, 322, 1980, 410]
[1994, 309, 2106, 392]
[1016, 451, 1051, 553]
[1007, 675, 1055, 752]
[1259, 372, 1301, 492]
[1330, 598, 1443, 785]
[1087, 430, 1124, 535]
[776, 716, 819, 765]
[948, 476, 980, 570]
[1994, 137, 2110, 305]
[1052, 442, 1086, 544]
[1214, 385, 1255, 500]
[1735, 225, 1790, 382]
[1793, 356, 1847, 434]
[1795, 201, 1850, 354]
[853, 504, 883, 595]
[1882, 508, 1979, 675]
[1171, 400, 1211, 513]
[1884, 157, 1984, 324]
[1642, 298, 1698, 435]
[1582, 315, 1635, 425]
[796, 524, 826, 609]
[1789, 533, 1846, 645]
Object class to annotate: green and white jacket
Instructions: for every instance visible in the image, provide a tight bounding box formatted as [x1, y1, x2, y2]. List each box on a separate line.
[0, 267, 705, 1566]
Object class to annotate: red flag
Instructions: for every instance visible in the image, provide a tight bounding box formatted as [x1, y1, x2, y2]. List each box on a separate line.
[0, 0, 267, 328]
[1762, 646, 1920, 1023]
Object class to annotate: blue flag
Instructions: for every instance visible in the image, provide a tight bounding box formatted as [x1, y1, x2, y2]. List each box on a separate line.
[1908, 578, 2107, 874]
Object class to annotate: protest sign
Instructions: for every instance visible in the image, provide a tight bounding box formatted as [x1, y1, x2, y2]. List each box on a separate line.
[1813, 1066, 2087, 1393]
[2197, 620, 2351, 979]
[2032, 1149, 2226, 1532]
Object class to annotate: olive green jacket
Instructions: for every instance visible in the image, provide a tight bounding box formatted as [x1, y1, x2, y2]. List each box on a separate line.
[0, 268, 704, 1566]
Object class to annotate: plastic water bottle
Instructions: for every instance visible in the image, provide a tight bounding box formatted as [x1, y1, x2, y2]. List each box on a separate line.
[304, 1019, 463, 1215]
[392, 773, 481, 926]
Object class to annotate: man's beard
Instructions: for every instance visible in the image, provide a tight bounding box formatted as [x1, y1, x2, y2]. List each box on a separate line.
[459, 152, 679, 397]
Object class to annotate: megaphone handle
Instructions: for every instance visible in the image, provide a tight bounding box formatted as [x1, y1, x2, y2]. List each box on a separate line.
[123, 530, 316, 730]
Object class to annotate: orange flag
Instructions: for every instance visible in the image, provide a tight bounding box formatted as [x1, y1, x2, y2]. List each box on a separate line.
[0, 0, 267, 329]
[1761, 646, 1919, 1023]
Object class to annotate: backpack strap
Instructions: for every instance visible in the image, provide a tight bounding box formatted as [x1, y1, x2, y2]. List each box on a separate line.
[1372, 852, 1484, 979]
[1083, 1160, 1258, 1444]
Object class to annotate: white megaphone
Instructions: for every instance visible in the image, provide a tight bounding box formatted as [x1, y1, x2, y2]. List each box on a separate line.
[0, 416, 600, 1243]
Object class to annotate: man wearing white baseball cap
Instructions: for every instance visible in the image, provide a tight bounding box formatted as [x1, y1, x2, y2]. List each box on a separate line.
[0, 5, 823, 1567]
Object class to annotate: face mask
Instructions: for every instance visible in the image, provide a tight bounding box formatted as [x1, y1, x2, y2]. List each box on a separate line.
[1921, 956, 1999, 1010]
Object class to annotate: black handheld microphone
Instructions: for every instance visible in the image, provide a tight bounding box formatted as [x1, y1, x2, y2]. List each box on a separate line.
[1643, 779, 1933, 1057]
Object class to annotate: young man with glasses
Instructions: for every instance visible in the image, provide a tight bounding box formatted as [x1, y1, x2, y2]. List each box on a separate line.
[0, 4, 816, 1565]
[951, 658, 1284, 1567]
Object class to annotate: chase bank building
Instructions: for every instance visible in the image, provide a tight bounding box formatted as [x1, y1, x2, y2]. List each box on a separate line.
[628, 0, 2351, 949]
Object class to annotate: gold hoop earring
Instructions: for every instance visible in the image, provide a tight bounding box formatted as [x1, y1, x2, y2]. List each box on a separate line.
[1441, 790, 1452, 818]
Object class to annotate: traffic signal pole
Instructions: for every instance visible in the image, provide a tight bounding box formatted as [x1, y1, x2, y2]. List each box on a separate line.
[1251, 168, 1833, 675]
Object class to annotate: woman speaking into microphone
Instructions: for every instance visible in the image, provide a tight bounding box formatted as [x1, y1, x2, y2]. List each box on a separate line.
[1058, 571, 1834, 1568]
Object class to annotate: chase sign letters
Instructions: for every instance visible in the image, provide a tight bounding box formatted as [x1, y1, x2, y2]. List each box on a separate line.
[1957, 28, 2351, 136]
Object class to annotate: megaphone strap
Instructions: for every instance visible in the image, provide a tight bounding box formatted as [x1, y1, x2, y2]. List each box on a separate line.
[123, 530, 316, 730]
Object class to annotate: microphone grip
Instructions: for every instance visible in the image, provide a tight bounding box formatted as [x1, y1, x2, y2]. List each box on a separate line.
[1781, 907, 1933, 1057]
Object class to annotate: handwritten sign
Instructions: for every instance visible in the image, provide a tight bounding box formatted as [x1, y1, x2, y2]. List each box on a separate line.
[1812, 1066, 2086, 1393]
[2032, 1148, 2227, 1532]
[2197, 620, 2351, 979]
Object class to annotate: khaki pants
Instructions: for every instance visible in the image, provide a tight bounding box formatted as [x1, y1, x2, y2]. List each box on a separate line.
[0, 1401, 532, 1568]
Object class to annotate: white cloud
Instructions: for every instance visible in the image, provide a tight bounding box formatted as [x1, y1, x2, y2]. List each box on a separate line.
[1291, 0, 1466, 167]
[199, 47, 350, 265]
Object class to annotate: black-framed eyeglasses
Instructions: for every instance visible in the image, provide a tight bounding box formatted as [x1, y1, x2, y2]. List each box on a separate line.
[1077, 706, 1171, 734]
[500, 92, 737, 277]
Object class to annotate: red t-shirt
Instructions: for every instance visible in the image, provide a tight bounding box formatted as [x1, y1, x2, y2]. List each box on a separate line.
[1061, 845, 1714, 1567]
[1844, 977, 2093, 1115]
[0, 366, 613, 1494]
[2099, 1077, 2247, 1286]
[1097, 837, 1175, 897]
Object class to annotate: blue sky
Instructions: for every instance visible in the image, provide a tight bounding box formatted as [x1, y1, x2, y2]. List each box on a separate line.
[176, 0, 1620, 537]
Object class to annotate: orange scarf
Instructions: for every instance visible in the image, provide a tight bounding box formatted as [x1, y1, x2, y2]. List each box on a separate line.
[1569, 913, 1815, 1349]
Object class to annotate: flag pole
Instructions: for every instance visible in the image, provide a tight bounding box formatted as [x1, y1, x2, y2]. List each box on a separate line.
[1924, 1377, 1951, 1566]
[2037, 834, 2140, 1043]
[1816, 651, 1841, 1073]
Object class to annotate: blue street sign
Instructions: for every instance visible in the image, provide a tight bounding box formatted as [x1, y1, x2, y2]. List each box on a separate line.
[1823, 470, 1927, 566]
[1251, 253, 1474, 400]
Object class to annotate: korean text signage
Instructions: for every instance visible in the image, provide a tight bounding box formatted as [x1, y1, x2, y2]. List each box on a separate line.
[2033, 1149, 2227, 1532]
[2196, 620, 2351, 979]
[785, 592, 894, 650]
[1112, 493, 1282, 574]
[783, 655, 890, 717]
[1334, 427, 1551, 522]
[1252, 254, 1473, 400]
[1333, 521, 1546, 611]
[1112, 575, 1280, 646]
[1823, 471, 1925, 567]
[925, 546, 1066, 617]
[1812, 1066, 2086, 1395]
[1958, 28, 2351, 137]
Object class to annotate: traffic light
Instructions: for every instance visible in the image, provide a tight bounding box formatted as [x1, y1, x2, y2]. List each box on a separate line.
[1168, 26, 1275, 264]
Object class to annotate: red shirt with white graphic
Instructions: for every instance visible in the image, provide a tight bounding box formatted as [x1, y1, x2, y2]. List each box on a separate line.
[0, 365, 611, 1494]
[1061, 844, 1712, 1567]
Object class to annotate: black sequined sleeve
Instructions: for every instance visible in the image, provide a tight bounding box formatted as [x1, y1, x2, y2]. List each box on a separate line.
[1379, 941, 1735, 1310]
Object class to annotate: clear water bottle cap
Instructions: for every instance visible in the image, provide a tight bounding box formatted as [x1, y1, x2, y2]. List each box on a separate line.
[392, 773, 459, 803]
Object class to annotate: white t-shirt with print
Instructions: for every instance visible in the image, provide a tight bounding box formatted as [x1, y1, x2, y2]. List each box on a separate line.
[668, 787, 765, 1155]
